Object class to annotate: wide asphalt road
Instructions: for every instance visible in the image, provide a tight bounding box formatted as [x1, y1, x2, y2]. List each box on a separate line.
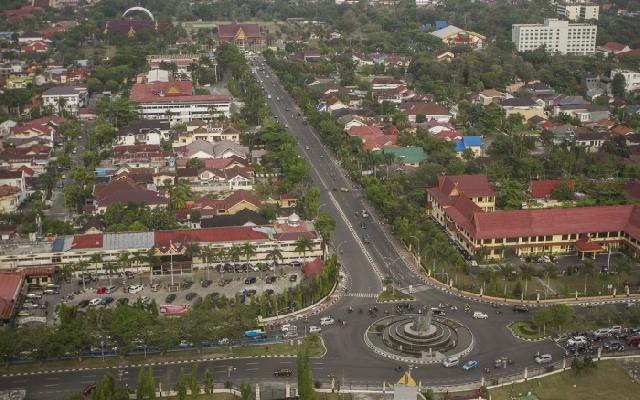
[0, 57, 563, 399]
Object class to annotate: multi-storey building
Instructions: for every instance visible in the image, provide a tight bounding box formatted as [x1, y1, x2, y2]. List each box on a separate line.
[41, 85, 87, 115]
[610, 69, 640, 95]
[556, 2, 599, 21]
[130, 81, 230, 123]
[512, 18, 597, 55]
[427, 175, 640, 260]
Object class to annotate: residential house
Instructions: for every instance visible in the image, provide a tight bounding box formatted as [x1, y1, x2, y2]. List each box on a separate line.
[612, 125, 634, 136]
[501, 97, 545, 120]
[371, 76, 405, 91]
[110, 144, 174, 169]
[476, 89, 504, 106]
[200, 209, 268, 228]
[597, 42, 631, 55]
[435, 130, 463, 142]
[0, 185, 21, 213]
[522, 82, 556, 96]
[399, 102, 451, 123]
[173, 119, 241, 146]
[18, 32, 43, 43]
[610, 69, 640, 94]
[92, 175, 169, 214]
[346, 125, 398, 151]
[115, 120, 171, 146]
[0, 169, 27, 204]
[0, 145, 52, 173]
[381, 146, 427, 167]
[454, 136, 483, 158]
[527, 179, 574, 208]
[177, 166, 254, 193]
[575, 131, 606, 152]
[181, 190, 261, 220]
[553, 104, 610, 123]
[42, 85, 87, 115]
[20, 41, 49, 54]
[174, 140, 260, 162]
[303, 49, 322, 62]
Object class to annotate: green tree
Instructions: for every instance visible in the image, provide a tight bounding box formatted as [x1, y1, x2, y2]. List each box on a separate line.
[303, 186, 321, 220]
[266, 246, 284, 276]
[186, 158, 204, 169]
[296, 346, 316, 400]
[190, 362, 200, 399]
[240, 382, 254, 400]
[295, 236, 314, 263]
[169, 181, 192, 210]
[241, 242, 257, 268]
[314, 213, 336, 244]
[203, 369, 214, 394]
[176, 368, 188, 400]
[612, 73, 626, 98]
[92, 372, 115, 400]
[496, 179, 526, 210]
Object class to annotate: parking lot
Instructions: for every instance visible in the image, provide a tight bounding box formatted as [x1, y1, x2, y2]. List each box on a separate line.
[16, 263, 307, 323]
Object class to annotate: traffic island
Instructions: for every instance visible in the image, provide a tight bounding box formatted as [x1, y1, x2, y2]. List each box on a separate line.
[364, 310, 473, 364]
[508, 321, 550, 341]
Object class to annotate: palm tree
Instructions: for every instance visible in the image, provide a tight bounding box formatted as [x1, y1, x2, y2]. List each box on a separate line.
[215, 247, 227, 279]
[104, 262, 118, 286]
[266, 246, 284, 276]
[228, 245, 243, 266]
[169, 181, 192, 210]
[117, 252, 131, 287]
[519, 264, 534, 299]
[295, 236, 314, 264]
[75, 260, 90, 291]
[131, 251, 146, 274]
[200, 245, 213, 281]
[241, 242, 257, 274]
[56, 97, 67, 116]
[89, 253, 104, 279]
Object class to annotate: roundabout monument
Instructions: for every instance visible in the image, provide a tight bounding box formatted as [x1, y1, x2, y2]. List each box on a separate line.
[366, 308, 474, 364]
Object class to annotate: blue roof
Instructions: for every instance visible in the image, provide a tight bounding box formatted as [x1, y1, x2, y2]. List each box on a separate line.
[454, 136, 483, 152]
[627, 105, 640, 114]
[435, 20, 448, 29]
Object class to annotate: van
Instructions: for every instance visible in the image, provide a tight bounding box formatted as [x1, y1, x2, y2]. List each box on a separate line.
[443, 356, 460, 368]
[105, 285, 117, 294]
[627, 335, 640, 346]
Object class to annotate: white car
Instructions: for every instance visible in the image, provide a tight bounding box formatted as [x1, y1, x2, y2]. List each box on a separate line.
[308, 325, 322, 334]
[128, 285, 144, 294]
[609, 325, 623, 335]
[473, 311, 488, 319]
[283, 331, 298, 339]
[89, 298, 102, 307]
[442, 356, 460, 368]
[320, 317, 335, 326]
[567, 336, 588, 346]
[281, 324, 294, 333]
[534, 354, 553, 364]
[593, 328, 611, 339]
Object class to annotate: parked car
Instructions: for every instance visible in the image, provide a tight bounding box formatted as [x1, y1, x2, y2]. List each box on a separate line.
[626, 335, 640, 346]
[567, 336, 589, 347]
[265, 276, 277, 284]
[128, 285, 144, 294]
[244, 277, 257, 285]
[89, 298, 102, 307]
[593, 328, 612, 339]
[43, 289, 59, 295]
[150, 283, 161, 292]
[513, 305, 529, 313]
[201, 280, 212, 288]
[274, 368, 293, 377]
[185, 292, 198, 301]
[320, 317, 335, 326]
[17, 310, 31, 317]
[308, 325, 322, 334]
[165, 294, 177, 304]
[102, 297, 114, 305]
[473, 311, 488, 319]
[105, 285, 118, 294]
[178, 340, 193, 348]
[283, 331, 298, 339]
[603, 340, 624, 352]
[78, 299, 90, 308]
[181, 280, 194, 289]
[609, 325, 623, 335]
[289, 274, 298, 282]
[534, 354, 553, 364]
[462, 360, 479, 371]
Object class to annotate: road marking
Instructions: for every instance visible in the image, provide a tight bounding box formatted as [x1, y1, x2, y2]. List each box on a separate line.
[43, 384, 59, 387]
[246, 368, 258, 371]
[245, 362, 259, 365]
[344, 293, 378, 298]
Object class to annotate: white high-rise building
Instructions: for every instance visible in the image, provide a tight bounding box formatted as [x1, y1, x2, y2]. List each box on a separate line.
[556, 2, 599, 21]
[512, 18, 597, 55]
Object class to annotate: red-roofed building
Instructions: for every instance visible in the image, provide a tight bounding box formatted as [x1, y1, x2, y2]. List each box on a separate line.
[92, 175, 168, 214]
[530, 179, 574, 201]
[399, 102, 450, 123]
[217, 23, 264, 51]
[20, 41, 50, 54]
[0, 272, 23, 321]
[131, 81, 230, 123]
[179, 189, 261, 220]
[2, 6, 42, 21]
[597, 42, 631, 55]
[346, 125, 399, 151]
[427, 175, 640, 260]
[612, 125, 634, 136]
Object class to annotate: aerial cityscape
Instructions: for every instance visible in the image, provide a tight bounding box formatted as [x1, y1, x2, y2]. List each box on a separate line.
[0, 0, 639, 399]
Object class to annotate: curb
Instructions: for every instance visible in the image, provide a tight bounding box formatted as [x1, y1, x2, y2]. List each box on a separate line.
[506, 322, 552, 342]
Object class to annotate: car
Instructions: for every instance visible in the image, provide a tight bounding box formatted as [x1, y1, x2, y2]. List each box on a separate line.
[105, 285, 118, 294]
[140, 296, 151, 306]
[567, 336, 589, 347]
[609, 325, 623, 335]
[593, 328, 612, 339]
[430, 308, 446, 316]
[274, 368, 293, 377]
[361, 210, 369, 218]
[603, 340, 624, 352]
[320, 316, 335, 326]
[289, 274, 298, 282]
[103, 297, 114, 305]
[265, 276, 277, 284]
[442, 356, 460, 368]
[125, 271, 135, 279]
[363, 235, 371, 244]
[513, 305, 529, 313]
[22, 302, 40, 309]
[17, 310, 31, 317]
[186, 292, 198, 301]
[128, 284, 143, 294]
[626, 335, 640, 346]
[82, 383, 97, 396]
[181, 280, 194, 289]
[283, 331, 298, 339]
[201, 279, 212, 288]
[78, 299, 90, 308]
[26, 293, 42, 299]
[265, 289, 275, 295]
[305, 146, 310, 150]
[89, 298, 102, 307]
[164, 294, 176, 304]
[340, 187, 349, 192]
[473, 311, 488, 319]
[178, 340, 193, 348]
[42, 288, 59, 295]
[308, 325, 322, 334]
[462, 360, 479, 371]
[534, 354, 553, 364]
[244, 277, 257, 284]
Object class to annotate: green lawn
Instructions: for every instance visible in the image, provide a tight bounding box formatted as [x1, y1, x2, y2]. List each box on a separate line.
[377, 286, 414, 302]
[509, 321, 547, 340]
[490, 360, 639, 400]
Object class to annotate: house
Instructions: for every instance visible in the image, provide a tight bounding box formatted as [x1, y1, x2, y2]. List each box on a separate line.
[5, 75, 32, 89]
[436, 130, 463, 142]
[529, 179, 574, 203]
[454, 136, 483, 158]
[318, 96, 349, 114]
[612, 125, 634, 136]
[522, 82, 555, 96]
[346, 125, 398, 151]
[434, 50, 455, 62]
[476, 89, 504, 106]
[92, 175, 168, 214]
[597, 42, 631, 55]
[177, 166, 254, 193]
[41, 85, 87, 115]
[146, 69, 170, 83]
[399, 102, 450, 123]
[130, 81, 230, 123]
[501, 97, 545, 120]
[0, 145, 52, 174]
[146, 54, 210, 80]
[110, 144, 174, 169]
[20, 41, 49, 54]
[0, 185, 20, 213]
[610, 69, 640, 94]
[303, 49, 322, 62]
[199, 209, 268, 228]
[426, 174, 640, 260]
[181, 190, 261, 220]
[0, 169, 27, 204]
[178, 119, 242, 144]
[18, 32, 44, 43]
[575, 131, 606, 152]
[175, 140, 257, 161]
[429, 25, 485, 48]
[115, 120, 171, 146]
[0, 223, 17, 241]
[371, 76, 405, 91]
[553, 104, 610, 123]
[217, 23, 264, 51]
[381, 146, 427, 167]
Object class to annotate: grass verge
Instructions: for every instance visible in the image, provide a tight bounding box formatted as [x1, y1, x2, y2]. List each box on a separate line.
[317, 394, 353, 400]
[377, 285, 414, 302]
[0, 336, 325, 375]
[509, 321, 547, 340]
[490, 360, 638, 400]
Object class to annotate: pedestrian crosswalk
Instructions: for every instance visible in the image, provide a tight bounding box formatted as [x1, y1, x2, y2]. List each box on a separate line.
[345, 292, 379, 298]
[403, 284, 430, 294]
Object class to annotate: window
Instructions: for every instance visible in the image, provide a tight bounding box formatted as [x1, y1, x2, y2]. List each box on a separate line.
[562, 235, 569, 241]
[506, 237, 518, 243]
[537, 236, 545, 242]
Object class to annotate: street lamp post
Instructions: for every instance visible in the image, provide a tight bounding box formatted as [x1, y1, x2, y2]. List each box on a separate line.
[409, 235, 421, 267]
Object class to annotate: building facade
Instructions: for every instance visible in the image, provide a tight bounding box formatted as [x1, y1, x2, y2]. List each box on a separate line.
[556, 3, 599, 21]
[427, 175, 640, 260]
[42, 85, 87, 115]
[610, 69, 640, 95]
[512, 19, 597, 55]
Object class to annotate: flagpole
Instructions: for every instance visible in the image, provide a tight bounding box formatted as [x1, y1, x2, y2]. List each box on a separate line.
[170, 240, 175, 286]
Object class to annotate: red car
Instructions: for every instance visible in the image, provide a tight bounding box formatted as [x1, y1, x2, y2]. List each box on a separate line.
[96, 287, 106, 294]
[82, 383, 97, 396]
